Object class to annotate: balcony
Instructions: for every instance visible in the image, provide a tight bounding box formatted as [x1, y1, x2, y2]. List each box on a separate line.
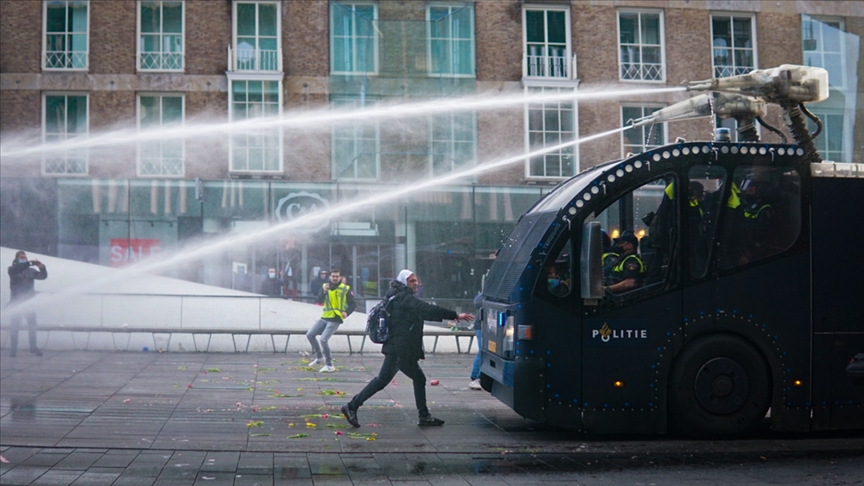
[228, 46, 282, 73]
[524, 50, 576, 80]
[43, 51, 88, 70]
[139, 52, 184, 71]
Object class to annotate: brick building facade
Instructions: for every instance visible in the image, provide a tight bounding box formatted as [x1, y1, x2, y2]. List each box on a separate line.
[1, 0, 861, 297]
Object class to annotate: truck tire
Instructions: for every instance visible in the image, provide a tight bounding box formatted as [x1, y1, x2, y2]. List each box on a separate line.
[668, 334, 771, 438]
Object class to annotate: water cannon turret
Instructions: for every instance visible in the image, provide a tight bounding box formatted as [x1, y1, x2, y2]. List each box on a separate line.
[628, 93, 766, 132]
[684, 64, 828, 104]
[683, 64, 828, 160]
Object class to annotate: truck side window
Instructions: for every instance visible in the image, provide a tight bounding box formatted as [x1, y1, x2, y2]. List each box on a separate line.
[538, 237, 572, 298]
[688, 166, 727, 278]
[717, 166, 801, 269]
[592, 175, 677, 298]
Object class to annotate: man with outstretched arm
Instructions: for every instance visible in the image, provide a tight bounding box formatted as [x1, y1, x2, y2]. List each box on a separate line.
[342, 269, 474, 427]
[306, 268, 356, 372]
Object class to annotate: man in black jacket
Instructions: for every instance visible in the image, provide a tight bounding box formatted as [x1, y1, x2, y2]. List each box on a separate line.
[7, 251, 48, 357]
[342, 269, 474, 427]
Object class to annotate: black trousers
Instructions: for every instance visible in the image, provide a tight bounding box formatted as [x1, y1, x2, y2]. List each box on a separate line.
[348, 353, 429, 418]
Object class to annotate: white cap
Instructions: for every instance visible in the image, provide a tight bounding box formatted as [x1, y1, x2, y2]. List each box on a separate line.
[396, 269, 415, 285]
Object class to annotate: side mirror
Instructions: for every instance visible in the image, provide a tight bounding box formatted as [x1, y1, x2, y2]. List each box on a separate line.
[580, 221, 603, 301]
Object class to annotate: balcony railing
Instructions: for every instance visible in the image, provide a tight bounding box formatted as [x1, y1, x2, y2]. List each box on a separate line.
[524, 51, 577, 80]
[43, 51, 88, 70]
[228, 46, 282, 72]
[620, 62, 663, 81]
[139, 52, 184, 71]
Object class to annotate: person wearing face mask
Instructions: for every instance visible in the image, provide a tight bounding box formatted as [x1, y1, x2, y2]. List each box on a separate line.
[306, 268, 356, 373]
[341, 269, 474, 428]
[260, 267, 283, 297]
[7, 251, 48, 357]
[603, 231, 645, 294]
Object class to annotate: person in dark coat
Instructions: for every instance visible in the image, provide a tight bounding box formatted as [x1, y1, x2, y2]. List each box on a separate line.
[7, 251, 48, 357]
[342, 269, 474, 427]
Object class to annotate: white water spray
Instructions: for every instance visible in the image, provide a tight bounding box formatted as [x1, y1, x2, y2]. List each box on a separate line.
[0, 86, 685, 161]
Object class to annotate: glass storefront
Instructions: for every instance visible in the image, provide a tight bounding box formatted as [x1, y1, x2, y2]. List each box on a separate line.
[1, 178, 550, 301]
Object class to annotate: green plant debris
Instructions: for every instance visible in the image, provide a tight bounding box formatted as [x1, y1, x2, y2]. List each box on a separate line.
[255, 405, 278, 411]
[300, 377, 341, 382]
[346, 432, 378, 440]
[246, 421, 264, 427]
[206, 368, 221, 373]
[177, 366, 188, 370]
[287, 433, 310, 439]
[255, 367, 274, 373]
[249, 433, 271, 437]
[318, 389, 346, 396]
[326, 423, 349, 429]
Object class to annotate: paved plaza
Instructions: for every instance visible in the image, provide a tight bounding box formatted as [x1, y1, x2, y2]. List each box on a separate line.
[1, 351, 862, 485]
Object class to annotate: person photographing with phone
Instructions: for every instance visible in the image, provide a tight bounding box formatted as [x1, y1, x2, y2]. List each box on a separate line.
[7, 251, 48, 357]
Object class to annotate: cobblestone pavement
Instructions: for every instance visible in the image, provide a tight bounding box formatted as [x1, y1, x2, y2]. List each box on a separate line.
[2, 351, 862, 485]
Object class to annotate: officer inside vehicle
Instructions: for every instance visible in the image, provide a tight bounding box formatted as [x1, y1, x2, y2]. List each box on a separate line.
[603, 231, 645, 294]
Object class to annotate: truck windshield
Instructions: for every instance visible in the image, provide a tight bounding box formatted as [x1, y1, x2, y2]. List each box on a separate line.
[528, 162, 617, 214]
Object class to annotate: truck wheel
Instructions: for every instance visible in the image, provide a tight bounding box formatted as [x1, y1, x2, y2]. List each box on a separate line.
[479, 373, 493, 392]
[668, 334, 771, 438]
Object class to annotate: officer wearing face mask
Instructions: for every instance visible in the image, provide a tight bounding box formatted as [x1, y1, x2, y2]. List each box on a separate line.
[260, 267, 283, 297]
[603, 231, 645, 294]
[7, 251, 48, 357]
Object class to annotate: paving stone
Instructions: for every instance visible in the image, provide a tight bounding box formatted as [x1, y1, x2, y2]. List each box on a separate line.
[92, 450, 140, 468]
[232, 474, 273, 486]
[199, 453, 239, 473]
[22, 453, 69, 467]
[53, 453, 104, 471]
[236, 453, 272, 475]
[68, 469, 122, 486]
[0, 465, 50, 485]
[29, 469, 84, 486]
[112, 475, 157, 486]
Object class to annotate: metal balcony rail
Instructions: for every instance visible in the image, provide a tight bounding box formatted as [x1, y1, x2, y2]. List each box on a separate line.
[43, 51, 88, 70]
[139, 52, 184, 71]
[524, 51, 577, 79]
[228, 46, 282, 72]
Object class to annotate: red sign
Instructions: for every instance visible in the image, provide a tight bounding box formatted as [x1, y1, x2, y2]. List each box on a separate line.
[110, 238, 162, 266]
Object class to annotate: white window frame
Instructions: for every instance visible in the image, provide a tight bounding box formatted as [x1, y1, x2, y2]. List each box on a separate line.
[617, 9, 665, 83]
[802, 15, 846, 90]
[621, 104, 667, 157]
[428, 111, 477, 178]
[426, 3, 476, 78]
[227, 74, 284, 173]
[42, 92, 89, 176]
[331, 97, 380, 181]
[231, 0, 282, 72]
[522, 5, 572, 79]
[137, 1, 185, 72]
[330, 1, 379, 75]
[524, 85, 578, 181]
[808, 107, 850, 163]
[710, 13, 757, 78]
[42, 0, 89, 71]
[136, 93, 185, 177]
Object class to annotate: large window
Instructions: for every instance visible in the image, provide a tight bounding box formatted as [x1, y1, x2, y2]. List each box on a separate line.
[331, 98, 379, 180]
[230, 80, 281, 172]
[524, 7, 571, 79]
[138, 1, 183, 71]
[618, 10, 663, 82]
[44, 94, 88, 175]
[711, 14, 755, 78]
[428, 4, 475, 77]
[43, 0, 88, 70]
[802, 16, 846, 89]
[621, 105, 666, 156]
[717, 166, 801, 269]
[331, 2, 378, 75]
[526, 87, 576, 179]
[138, 94, 184, 176]
[232, 1, 280, 72]
[430, 112, 476, 177]
[807, 109, 846, 162]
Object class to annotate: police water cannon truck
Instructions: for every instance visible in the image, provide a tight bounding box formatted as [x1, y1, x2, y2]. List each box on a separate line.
[476, 65, 864, 438]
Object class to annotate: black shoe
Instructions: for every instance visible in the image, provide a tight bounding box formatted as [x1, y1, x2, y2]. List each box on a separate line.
[30, 348, 43, 357]
[418, 415, 444, 426]
[341, 404, 360, 428]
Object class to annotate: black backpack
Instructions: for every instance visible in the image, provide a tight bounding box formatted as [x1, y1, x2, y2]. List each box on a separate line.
[366, 294, 397, 344]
